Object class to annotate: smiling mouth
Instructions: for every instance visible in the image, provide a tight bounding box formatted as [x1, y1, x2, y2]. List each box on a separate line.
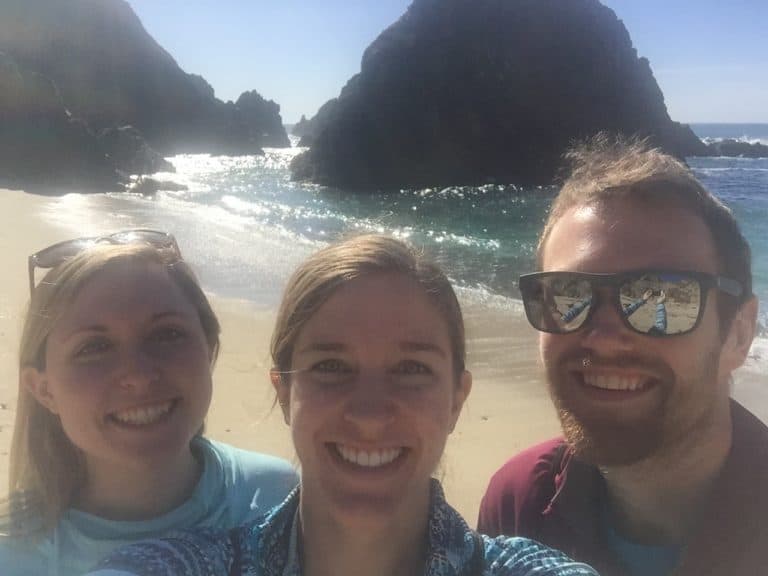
[333, 444, 405, 468]
[581, 372, 652, 392]
[109, 400, 177, 427]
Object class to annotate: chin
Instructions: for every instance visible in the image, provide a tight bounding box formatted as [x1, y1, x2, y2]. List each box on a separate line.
[559, 410, 664, 466]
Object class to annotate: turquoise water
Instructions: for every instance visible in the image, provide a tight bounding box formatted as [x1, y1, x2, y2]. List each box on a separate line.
[43, 129, 767, 331]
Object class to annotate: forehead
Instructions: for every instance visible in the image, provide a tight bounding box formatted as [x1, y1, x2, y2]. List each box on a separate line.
[57, 260, 195, 326]
[293, 273, 451, 349]
[542, 199, 720, 274]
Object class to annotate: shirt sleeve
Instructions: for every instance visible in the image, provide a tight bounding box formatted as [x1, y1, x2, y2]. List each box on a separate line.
[483, 535, 599, 575]
[654, 302, 667, 333]
[84, 529, 236, 576]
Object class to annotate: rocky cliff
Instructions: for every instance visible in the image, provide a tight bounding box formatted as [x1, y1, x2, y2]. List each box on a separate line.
[0, 52, 121, 191]
[292, 0, 707, 190]
[0, 0, 288, 158]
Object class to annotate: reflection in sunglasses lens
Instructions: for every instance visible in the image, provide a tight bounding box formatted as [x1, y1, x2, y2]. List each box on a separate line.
[620, 275, 701, 335]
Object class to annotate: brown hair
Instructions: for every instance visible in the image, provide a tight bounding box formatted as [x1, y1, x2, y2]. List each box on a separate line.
[538, 133, 752, 328]
[270, 234, 465, 376]
[7, 243, 220, 533]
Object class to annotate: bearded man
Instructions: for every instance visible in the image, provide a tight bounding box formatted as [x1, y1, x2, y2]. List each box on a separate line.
[477, 136, 766, 575]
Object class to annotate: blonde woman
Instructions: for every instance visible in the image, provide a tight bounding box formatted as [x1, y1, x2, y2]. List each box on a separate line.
[0, 231, 298, 575]
[92, 235, 597, 576]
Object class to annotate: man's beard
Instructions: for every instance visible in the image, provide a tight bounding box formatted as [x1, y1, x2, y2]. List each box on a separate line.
[546, 349, 720, 466]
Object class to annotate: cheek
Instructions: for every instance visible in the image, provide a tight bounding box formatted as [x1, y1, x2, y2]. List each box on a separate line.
[406, 387, 457, 438]
[539, 334, 564, 366]
[287, 385, 331, 451]
[45, 364, 109, 413]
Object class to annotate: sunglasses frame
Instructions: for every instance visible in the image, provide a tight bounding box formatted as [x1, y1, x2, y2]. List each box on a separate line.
[518, 269, 744, 337]
[28, 229, 180, 295]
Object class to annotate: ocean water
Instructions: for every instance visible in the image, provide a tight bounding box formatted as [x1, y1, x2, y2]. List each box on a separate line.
[42, 127, 768, 336]
[690, 123, 768, 146]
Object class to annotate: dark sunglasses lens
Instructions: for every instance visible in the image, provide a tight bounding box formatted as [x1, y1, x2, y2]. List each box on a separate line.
[620, 273, 701, 335]
[523, 275, 593, 333]
[32, 239, 97, 268]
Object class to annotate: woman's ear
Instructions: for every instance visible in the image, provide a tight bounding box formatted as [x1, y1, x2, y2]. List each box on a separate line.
[449, 370, 472, 432]
[270, 369, 291, 425]
[22, 366, 59, 414]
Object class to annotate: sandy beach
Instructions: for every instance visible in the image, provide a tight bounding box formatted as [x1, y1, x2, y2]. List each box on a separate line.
[0, 187, 764, 523]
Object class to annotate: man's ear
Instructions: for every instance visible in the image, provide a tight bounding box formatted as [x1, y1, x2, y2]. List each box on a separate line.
[21, 366, 59, 414]
[720, 296, 758, 374]
[449, 370, 472, 433]
[270, 369, 291, 425]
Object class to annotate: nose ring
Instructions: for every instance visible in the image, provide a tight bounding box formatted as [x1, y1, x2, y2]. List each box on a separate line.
[582, 357, 592, 368]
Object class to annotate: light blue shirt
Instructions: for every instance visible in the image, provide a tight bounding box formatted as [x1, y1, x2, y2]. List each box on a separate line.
[0, 437, 298, 576]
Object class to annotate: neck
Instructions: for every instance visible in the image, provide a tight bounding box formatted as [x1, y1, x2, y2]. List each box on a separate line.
[75, 445, 201, 520]
[601, 402, 733, 545]
[299, 488, 430, 576]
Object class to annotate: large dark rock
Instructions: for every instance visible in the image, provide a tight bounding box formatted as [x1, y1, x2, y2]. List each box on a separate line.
[702, 139, 768, 159]
[296, 99, 339, 148]
[292, 0, 706, 190]
[0, 52, 122, 192]
[292, 115, 311, 138]
[0, 0, 289, 155]
[98, 125, 175, 176]
[231, 91, 291, 148]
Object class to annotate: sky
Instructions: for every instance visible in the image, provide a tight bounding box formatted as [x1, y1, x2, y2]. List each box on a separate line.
[127, 0, 767, 124]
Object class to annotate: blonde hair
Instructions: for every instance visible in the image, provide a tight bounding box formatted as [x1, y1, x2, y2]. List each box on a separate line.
[271, 234, 466, 376]
[6, 243, 220, 533]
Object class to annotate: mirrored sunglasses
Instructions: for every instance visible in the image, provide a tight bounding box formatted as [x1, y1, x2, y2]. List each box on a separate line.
[28, 229, 180, 294]
[519, 269, 743, 337]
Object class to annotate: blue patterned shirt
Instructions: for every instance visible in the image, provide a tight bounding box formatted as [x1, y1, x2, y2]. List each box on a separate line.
[89, 480, 598, 576]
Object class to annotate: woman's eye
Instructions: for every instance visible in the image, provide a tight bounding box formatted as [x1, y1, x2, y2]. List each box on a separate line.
[310, 359, 350, 374]
[73, 338, 111, 359]
[394, 360, 432, 376]
[150, 326, 187, 344]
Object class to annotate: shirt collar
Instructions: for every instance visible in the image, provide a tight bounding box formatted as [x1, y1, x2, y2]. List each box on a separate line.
[544, 400, 768, 569]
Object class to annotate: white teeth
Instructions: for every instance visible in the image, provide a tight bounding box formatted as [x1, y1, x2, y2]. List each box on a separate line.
[335, 445, 403, 467]
[583, 373, 647, 392]
[112, 401, 174, 425]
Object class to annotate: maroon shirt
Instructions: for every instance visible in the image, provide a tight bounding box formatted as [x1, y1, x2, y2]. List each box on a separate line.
[477, 400, 768, 575]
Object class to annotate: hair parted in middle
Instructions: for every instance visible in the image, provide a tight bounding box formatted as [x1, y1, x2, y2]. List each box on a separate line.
[270, 234, 466, 377]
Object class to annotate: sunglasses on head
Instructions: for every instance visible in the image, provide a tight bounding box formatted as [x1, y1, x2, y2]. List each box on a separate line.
[519, 269, 743, 337]
[28, 229, 180, 295]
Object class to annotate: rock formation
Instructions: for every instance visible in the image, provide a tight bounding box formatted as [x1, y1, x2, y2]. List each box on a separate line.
[0, 52, 121, 192]
[292, 0, 707, 190]
[703, 139, 768, 159]
[0, 0, 288, 161]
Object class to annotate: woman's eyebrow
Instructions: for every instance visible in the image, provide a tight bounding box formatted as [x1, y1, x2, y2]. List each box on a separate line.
[61, 310, 187, 342]
[296, 342, 348, 354]
[400, 341, 447, 358]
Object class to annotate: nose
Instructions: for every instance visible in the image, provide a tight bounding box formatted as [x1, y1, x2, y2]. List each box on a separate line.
[117, 348, 161, 389]
[342, 376, 396, 435]
[580, 292, 635, 355]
